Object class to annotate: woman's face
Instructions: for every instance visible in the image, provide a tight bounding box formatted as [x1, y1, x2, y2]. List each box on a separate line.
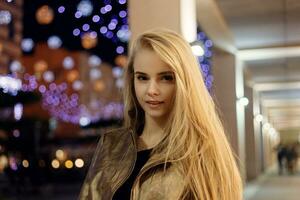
[133, 48, 176, 121]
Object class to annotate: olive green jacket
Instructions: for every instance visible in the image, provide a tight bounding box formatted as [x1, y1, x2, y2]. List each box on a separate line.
[78, 128, 185, 200]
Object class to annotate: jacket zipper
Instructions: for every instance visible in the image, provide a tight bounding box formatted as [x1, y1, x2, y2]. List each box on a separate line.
[110, 129, 138, 200]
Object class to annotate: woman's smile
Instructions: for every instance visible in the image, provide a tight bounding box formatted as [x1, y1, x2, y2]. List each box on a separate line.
[145, 100, 164, 108]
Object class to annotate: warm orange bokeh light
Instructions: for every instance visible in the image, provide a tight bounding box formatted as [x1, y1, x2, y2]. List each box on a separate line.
[67, 70, 79, 82]
[115, 55, 128, 67]
[36, 5, 54, 25]
[34, 60, 48, 72]
[55, 149, 66, 161]
[65, 160, 73, 169]
[81, 33, 98, 49]
[0, 155, 8, 172]
[22, 160, 29, 168]
[93, 80, 105, 92]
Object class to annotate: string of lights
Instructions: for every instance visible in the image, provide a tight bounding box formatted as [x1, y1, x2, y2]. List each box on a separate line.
[18, 0, 129, 125]
[196, 30, 214, 91]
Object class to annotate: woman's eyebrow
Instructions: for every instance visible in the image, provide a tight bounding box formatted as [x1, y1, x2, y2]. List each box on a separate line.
[134, 71, 173, 75]
[158, 71, 174, 75]
[134, 71, 147, 75]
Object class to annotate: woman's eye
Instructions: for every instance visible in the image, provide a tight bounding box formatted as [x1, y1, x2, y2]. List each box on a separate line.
[161, 75, 174, 81]
[136, 75, 148, 80]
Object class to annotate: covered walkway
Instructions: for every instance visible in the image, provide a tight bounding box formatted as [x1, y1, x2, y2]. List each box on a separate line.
[244, 165, 300, 200]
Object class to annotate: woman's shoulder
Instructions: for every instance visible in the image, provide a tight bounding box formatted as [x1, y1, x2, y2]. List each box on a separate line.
[95, 127, 135, 156]
[91, 127, 133, 154]
[98, 127, 133, 146]
[102, 126, 132, 137]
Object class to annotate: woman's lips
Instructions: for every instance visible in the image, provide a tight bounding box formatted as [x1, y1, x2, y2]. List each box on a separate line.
[145, 101, 163, 108]
[146, 101, 163, 104]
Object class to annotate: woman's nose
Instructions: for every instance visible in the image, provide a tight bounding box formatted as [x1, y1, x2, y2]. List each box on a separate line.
[146, 81, 160, 96]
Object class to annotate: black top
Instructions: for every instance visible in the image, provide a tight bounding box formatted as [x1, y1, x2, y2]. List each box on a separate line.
[112, 149, 152, 200]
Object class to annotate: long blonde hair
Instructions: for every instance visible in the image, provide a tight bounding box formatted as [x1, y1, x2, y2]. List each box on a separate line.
[123, 29, 242, 200]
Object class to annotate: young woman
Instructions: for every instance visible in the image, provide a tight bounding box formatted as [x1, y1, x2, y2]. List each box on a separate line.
[79, 29, 242, 200]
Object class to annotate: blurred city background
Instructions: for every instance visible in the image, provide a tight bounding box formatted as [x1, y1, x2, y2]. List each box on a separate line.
[0, 0, 300, 200]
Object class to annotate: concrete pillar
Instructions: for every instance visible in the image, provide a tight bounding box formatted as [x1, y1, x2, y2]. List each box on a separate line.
[244, 85, 262, 180]
[211, 49, 246, 181]
[253, 90, 264, 173]
[211, 49, 238, 154]
[128, 0, 197, 42]
[261, 105, 272, 169]
[235, 59, 247, 181]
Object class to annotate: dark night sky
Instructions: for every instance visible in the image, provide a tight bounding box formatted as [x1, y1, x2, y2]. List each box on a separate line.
[22, 0, 128, 64]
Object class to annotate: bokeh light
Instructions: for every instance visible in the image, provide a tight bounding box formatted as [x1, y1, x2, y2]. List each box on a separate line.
[34, 60, 48, 72]
[63, 57, 75, 70]
[116, 78, 124, 89]
[72, 80, 83, 91]
[13, 129, 20, 137]
[112, 67, 123, 78]
[89, 68, 102, 80]
[10, 60, 22, 72]
[81, 32, 98, 49]
[119, 10, 127, 18]
[93, 80, 105, 92]
[67, 70, 79, 82]
[47, 36, 62, 49]
[114, 55, 127, 67]
[55, 149, 66, 161]
[75, 11, 83, 19]
[0, 10, 12, 25]
[58, 6, 65, 14]
[22, 160, 29, 168]
[73, 28, 81, 36]
[21, 38, 34, 52]
[65, 160, 74, 169]
[14, 103, 23, 121]
[79, 117, 91, 126]
[0, 155, 8, 171]
[77, 0, 93, 17]
[116, 46, 124, 54]
[51, 159, 60, 169]
[88, 55, 102, 67]
[82, 23, 90, 31]
[43, 71, 55, 82]
[75, 159, 84, 168]
[36, 5, 54, 25]
[118, 0, 126, 5]
[92, 15, 100, 23]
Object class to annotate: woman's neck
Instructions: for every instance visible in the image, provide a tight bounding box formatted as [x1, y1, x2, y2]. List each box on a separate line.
[138, 115, 167, 150]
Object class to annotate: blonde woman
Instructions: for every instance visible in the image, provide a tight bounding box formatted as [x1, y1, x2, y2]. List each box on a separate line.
[79, 29, 242, 200]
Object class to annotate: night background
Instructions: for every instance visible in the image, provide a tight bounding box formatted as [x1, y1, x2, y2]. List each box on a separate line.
[0, 0, 212, 199]
[0, 0, 128, 199]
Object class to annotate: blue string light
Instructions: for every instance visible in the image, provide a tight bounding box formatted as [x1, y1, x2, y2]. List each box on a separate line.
[20, 0, 129, 124]
[196, 30, 213, 91]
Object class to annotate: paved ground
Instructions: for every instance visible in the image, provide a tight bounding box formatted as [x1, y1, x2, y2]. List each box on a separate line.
[244, 165, 300, 200]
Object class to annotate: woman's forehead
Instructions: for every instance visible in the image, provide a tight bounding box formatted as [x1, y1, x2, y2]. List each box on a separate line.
[133, 49, 172, 73]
